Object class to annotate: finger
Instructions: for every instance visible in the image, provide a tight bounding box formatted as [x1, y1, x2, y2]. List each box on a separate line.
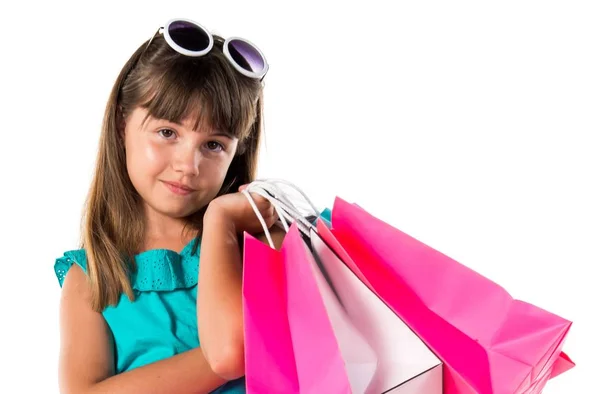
[258, 207, 273, 224]
[266, 211, 278, 228]
[252, 194, 271, 210]
[239, 183, 249, 192]
[250, 190, 268, 202]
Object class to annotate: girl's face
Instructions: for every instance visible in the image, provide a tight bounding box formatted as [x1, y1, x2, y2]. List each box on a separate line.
[123, 107, 239, 219]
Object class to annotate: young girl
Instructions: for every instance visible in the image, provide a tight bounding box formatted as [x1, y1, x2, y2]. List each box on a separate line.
[54, 18, 285, 394]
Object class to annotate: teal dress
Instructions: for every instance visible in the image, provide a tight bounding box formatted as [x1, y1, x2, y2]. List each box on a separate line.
[54, 239, 245, 393]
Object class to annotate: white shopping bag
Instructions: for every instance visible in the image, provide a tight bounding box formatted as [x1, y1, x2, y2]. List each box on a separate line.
[309, 230, 443, 394]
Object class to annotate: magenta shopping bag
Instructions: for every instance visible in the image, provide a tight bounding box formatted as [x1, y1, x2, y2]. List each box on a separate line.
[242, 224, 353, 394]
[241, 231, 299, 393]
[316, 197, 574, 394]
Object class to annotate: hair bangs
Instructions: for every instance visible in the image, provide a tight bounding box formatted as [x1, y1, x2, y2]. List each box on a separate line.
[138, 56, 258, 140]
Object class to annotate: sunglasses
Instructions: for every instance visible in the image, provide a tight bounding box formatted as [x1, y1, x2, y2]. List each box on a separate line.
[144, 18, 269, 81]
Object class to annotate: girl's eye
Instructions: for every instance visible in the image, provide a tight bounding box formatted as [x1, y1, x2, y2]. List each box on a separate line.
[206, 141, 224, 152]
[158, 129, 176, 139]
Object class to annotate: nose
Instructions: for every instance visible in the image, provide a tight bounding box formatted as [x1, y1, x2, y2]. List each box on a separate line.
[172, 144, 201, 177]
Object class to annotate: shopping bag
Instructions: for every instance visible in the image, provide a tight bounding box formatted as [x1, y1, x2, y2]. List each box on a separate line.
[242, 180, 443, 393]
[242, 231, 301, 393]
[282, 223, 373, 393]
[242, 224, 354, 393]
[309, 229, 442, 393]
[316, 197, 574, 394]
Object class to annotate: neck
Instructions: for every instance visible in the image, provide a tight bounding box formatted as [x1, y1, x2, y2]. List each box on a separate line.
[143, 205, 196, 245]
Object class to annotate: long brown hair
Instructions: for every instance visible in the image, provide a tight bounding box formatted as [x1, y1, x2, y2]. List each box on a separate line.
[83, 33, 264, 312]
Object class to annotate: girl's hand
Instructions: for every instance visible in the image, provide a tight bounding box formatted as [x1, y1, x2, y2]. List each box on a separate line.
[206, 184, 277, 234]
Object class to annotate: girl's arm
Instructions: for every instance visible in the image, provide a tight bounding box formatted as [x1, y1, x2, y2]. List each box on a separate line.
[59, 265, 228, 394]
[197, 198, 285, 380]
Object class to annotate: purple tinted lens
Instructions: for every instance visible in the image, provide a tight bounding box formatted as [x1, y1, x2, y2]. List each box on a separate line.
[227, 39, 265, 73]
[168, 21, 210, 52]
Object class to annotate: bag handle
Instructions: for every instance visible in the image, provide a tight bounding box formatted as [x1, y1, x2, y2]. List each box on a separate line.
[242, 179, 321, 248]
[253, 178, 321, 217]
[247, 181, 319, 234]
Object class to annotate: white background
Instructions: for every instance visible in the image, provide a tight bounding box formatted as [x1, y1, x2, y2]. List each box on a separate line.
[1, 1, 597, 392]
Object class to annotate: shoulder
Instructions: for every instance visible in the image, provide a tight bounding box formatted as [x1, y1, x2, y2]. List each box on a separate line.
[54, 249, 88, 288]
[57, 250, 113, 391]
[57, 249, 94, 315]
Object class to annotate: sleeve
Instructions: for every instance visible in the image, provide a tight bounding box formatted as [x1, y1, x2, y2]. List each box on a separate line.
[318, 207, 332, 227]
[308, 208, 332, 227]
[54, 249, 88, 288]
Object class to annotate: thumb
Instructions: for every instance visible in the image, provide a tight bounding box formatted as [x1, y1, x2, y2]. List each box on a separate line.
[238, 183, 249, 192]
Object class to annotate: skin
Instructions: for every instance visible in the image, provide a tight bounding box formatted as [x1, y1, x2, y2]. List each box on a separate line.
[123, 108, 239, 246]
[58, 106, 285, 394]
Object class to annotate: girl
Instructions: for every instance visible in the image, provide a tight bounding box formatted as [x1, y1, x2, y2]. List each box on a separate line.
[54, 18, 285, 394]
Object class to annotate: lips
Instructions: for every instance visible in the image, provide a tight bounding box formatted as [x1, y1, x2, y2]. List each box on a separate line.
[162, 181, 196, 196]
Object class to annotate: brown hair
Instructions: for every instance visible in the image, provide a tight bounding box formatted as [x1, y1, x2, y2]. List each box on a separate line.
[82, 33, 264, 312]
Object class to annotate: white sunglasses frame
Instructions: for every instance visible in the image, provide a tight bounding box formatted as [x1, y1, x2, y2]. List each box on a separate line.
[145, 18, 269, 81]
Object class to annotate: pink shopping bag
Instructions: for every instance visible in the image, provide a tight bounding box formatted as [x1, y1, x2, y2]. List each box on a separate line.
[242, 224, 353, 393]
[242, 231, 299, 393]
[316, 197, 574, 394]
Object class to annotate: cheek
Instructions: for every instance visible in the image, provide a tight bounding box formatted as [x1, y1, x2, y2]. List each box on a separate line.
[142, 141, 169, 173]
[199, 156, 234, 186]
[126, 136, 169, 180]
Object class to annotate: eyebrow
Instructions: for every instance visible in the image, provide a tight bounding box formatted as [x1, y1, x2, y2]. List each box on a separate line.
[207, 131, 235, 140]
[160, 118, 235, 139]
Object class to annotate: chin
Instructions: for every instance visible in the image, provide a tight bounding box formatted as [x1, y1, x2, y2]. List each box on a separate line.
[153, 203, 203, 219]
[169, 207, 203, 219]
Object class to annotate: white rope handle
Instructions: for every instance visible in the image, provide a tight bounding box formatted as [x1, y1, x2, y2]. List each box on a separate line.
[246, 182, 316, 237]
[249, 180, 319, 235]
[250, 180, 322, 238]
[247, 181, 317, 228]
[241, 179, 321, 246]
[246, 184, 312, 238]
[244, 186, 293, 233]
[241, 189, 289, 249]
[254, 178, 321, 216]
[247, 181, 299, 215]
